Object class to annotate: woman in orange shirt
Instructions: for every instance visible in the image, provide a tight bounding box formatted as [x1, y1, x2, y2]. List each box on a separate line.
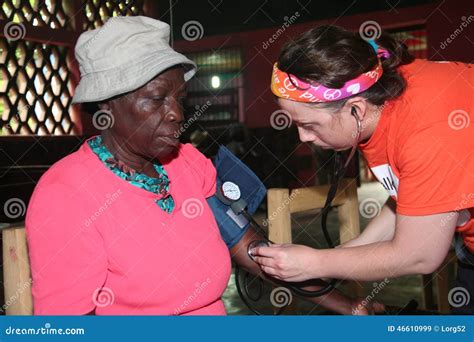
[252, 25, 474, 314]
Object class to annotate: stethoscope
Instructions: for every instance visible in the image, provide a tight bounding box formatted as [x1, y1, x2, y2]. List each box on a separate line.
[220, 107, 362, 314]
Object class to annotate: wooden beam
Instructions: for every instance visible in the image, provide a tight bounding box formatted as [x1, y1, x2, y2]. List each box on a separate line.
[2, 224, 33, 315]
[267, 188, 292, 244]
[289, 184, 347, 214]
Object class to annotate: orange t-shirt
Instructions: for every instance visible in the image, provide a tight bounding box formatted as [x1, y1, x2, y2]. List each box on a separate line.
[359, 59, 474, 252]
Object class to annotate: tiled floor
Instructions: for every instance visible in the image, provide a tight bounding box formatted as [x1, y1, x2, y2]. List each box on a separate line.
[221, 182, 451, 315]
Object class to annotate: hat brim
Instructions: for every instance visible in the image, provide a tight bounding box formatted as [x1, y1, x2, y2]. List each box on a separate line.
[72, 51, 197, 104]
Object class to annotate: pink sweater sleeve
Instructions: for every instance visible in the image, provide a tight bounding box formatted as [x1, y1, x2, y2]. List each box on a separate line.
[26, 181, 107, 315]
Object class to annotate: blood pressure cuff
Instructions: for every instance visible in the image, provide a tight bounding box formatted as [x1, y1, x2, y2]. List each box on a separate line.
[207, 146, 267, 249]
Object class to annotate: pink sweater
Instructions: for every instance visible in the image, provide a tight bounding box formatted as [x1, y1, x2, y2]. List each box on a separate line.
[26, 139, 231, 315]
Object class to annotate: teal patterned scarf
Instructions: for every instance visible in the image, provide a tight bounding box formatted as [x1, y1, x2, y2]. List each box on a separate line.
[88, 136, 175, 213]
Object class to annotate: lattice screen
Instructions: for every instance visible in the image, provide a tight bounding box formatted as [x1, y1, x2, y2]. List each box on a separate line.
[0, 38, 75, 135]
[1, 0, 147, 136]
[83, 0, 145, 30]
[0, 0, 71, 30]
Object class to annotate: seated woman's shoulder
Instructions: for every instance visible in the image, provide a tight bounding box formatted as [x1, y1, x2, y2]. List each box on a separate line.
[36, 147, 93, 190]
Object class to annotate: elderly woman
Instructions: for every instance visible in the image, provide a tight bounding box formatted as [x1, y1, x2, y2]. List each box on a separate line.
[26, 16, 380, 315]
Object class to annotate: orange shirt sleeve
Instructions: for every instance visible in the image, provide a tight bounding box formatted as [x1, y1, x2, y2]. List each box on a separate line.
[396, 120, 474, 216]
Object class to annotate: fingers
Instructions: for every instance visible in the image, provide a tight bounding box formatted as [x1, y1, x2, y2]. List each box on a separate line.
[251, 245, 280, 258]
[253, 256, 275, 267]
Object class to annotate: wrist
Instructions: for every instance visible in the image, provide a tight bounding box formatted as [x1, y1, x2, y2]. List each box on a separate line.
[307, 247, 324, 279]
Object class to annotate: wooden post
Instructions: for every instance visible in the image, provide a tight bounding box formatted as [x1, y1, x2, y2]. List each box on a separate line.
[337, 179, 361, 244]
[2, 224, 33, 315]
[267, 188, 296, 313]
[267, 188, 292, 244]
[337, 179, 365, 298]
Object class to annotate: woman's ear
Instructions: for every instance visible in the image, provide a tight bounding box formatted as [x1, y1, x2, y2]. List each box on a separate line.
[345, 97, 368, 121]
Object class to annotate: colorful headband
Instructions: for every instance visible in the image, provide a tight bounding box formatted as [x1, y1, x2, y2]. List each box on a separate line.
[271, 40, 389, 103]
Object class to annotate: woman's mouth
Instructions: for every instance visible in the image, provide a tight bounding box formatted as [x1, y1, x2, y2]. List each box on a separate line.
[161, 135, 180, 148]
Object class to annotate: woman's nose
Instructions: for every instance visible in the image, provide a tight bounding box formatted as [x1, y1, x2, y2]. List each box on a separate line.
[297, 126, 316, 143]
[166, 99, 184, 123]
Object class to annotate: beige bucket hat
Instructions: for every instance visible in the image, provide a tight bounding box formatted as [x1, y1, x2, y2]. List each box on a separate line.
[72, 16, 197, 104]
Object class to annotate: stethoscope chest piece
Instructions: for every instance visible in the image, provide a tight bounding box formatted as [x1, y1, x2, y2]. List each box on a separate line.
[247, 240, 270, 261]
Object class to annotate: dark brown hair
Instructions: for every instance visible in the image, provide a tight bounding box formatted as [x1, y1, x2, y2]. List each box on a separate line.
[277, 25, 414, 109]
